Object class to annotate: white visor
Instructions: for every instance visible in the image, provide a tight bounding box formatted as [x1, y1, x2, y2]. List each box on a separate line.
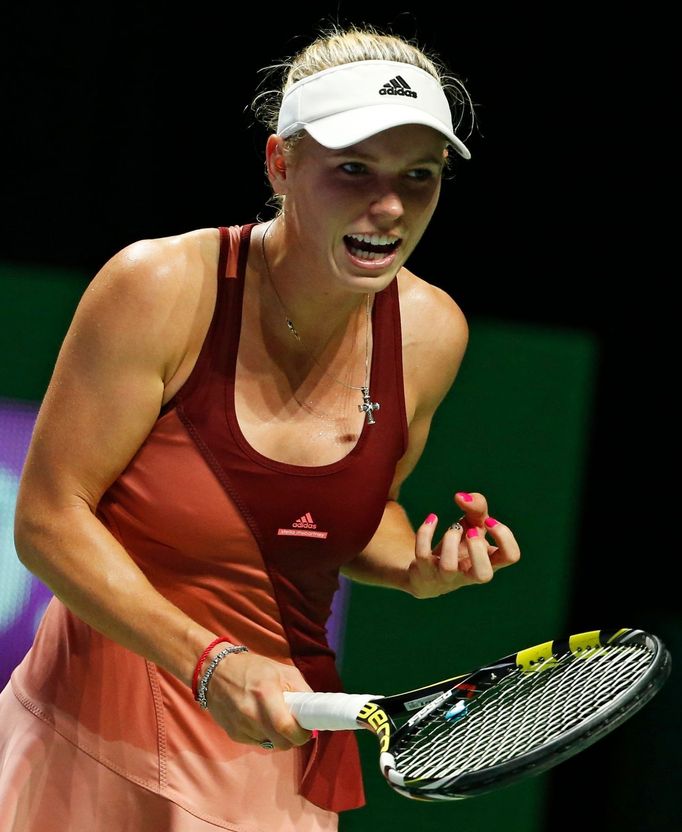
[276, 60, 471, 160]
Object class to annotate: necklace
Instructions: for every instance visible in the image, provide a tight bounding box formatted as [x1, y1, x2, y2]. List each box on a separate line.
[260, 220, 380, 425]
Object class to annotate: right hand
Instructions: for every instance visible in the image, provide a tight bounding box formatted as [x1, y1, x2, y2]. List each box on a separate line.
[406, 492, 520, 599]
[205, 650, 314, 750]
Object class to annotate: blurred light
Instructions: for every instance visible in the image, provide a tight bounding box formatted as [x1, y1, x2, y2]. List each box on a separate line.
[0, 465, 32, 628]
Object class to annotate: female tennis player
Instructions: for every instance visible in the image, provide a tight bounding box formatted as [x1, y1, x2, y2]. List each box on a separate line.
[0, 22, 520, 832]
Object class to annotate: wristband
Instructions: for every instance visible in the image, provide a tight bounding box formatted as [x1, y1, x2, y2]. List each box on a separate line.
[191, 637, 232, 701]
[196, 645, 249, 709]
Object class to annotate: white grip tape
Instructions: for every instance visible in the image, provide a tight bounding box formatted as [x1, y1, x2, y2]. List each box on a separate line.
[283, 692, 381, 731]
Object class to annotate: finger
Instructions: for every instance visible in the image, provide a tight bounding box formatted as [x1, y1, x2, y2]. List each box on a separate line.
[257, 696, 313, 750]
[415, 513, 439, 575]
[438, 522, 464, 573]
[269, 714, 313, 750]
[454, 491, 489, 527]
[483, 517, 521, 569]
[224, 715, 280, 748]
[464, 527, 494, 582]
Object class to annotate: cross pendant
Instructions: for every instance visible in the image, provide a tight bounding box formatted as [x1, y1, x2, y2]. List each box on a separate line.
[359, 387, 380, 425]
[285, 318, 300, 340]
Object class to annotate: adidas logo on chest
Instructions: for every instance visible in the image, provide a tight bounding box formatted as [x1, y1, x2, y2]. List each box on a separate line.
[277, 511, 329, 539]
[293, 512, 316, 529]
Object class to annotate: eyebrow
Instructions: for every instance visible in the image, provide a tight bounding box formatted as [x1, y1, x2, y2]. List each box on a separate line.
[329, 149, 445, 166]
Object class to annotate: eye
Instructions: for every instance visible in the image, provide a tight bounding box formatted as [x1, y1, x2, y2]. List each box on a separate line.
[339, 162, 368, 175]
[406, 168, 436, 181]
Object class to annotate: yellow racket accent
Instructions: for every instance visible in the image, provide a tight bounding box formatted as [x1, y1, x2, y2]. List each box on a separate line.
[569, 630, 602, 657]
[357, 701, 392, 753]
[516, 640, 557, 672]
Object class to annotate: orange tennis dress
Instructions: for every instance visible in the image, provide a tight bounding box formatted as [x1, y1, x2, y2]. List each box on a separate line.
[0, 224, 409, 831]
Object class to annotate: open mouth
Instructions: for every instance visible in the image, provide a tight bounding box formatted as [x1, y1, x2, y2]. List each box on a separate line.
[343, 233, 402, 262]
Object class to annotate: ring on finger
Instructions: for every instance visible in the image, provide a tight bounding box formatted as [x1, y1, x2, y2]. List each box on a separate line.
[448, 522, 463, 532]
[259, 739, 275, 750]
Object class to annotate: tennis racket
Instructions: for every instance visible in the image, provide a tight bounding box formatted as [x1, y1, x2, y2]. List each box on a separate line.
[283, 627, 671, 801]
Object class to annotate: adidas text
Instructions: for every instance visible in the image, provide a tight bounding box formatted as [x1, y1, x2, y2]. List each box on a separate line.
[380, 76, 418, 99]
[379, 87, 417, 98]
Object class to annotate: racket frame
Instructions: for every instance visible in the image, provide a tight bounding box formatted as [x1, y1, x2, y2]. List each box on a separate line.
[355, 628, 672, 800]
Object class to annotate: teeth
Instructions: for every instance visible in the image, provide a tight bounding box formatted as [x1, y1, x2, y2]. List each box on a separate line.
[348, 247, 387, 261]
[347, 233, 400, 246]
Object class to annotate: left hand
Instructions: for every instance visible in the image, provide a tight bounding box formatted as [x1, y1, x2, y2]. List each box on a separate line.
[406, 491, 520, 599]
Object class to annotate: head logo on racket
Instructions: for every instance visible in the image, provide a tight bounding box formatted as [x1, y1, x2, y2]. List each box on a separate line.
[357, 700, 392, 753]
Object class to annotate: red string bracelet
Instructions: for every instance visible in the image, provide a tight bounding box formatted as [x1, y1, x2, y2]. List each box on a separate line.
[191, 637, 231, 701]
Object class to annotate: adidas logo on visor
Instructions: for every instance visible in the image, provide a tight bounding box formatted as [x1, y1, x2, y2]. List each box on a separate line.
[379, 75, 417, 98]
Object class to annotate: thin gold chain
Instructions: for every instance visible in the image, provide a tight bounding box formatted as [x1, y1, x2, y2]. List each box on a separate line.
[260, 220, 371, 393]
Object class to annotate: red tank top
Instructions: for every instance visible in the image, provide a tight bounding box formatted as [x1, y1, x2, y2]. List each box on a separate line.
[12, 223, 409, 819]
[163, 223, 409, 808]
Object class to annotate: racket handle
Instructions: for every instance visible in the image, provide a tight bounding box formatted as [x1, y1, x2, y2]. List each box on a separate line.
[283, 691, 381, 731]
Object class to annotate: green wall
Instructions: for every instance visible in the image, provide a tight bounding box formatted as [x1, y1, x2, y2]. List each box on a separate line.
[1, 267, 90, 402]
[0, 267, 597, 831]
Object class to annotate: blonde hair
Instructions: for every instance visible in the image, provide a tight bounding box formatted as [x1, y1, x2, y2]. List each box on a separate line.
[249, 22, 475, 211]
[251, 24, 475, 144]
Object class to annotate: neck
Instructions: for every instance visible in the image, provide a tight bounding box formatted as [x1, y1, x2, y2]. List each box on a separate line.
[259, 217, 371, 342]
[255, 217, 380, 424]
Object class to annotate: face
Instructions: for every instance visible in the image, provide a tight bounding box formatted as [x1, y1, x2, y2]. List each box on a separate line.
[267, 124, 448, 294]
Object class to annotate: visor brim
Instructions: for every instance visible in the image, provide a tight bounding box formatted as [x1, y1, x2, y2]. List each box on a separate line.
[289, 105, 471, 160]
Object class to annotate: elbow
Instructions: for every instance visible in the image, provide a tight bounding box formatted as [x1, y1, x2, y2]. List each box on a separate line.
[13, 473, 97, 578]
[13, 507, 47, 571]
[13, 496, 69, 572]
[14, 491, 93, 572]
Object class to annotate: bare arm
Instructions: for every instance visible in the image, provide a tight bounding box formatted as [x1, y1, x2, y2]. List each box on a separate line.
[341, 279, 520, 595]
[14, 234, 310, 748]
[14, 238, 212, 680]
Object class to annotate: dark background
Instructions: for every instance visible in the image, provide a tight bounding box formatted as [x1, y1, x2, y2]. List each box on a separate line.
[2, 3, 677, 829]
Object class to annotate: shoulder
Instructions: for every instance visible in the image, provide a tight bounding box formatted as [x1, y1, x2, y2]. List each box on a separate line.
[77, 228, 220, 379]
[396, 267, 469, 415]
[396, 267, 469, 352]
[92, 227, 219, 311]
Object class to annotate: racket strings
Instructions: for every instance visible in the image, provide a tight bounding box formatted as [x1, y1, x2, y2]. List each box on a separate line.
[393, 645, 653, 783]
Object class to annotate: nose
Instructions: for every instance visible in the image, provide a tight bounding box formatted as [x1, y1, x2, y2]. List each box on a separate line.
[369, 184, 404, 221]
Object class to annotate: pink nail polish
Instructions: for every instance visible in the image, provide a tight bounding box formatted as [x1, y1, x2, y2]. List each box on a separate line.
[457, 492, 473, 502]
[466, 527, 479, 539]
[424, 513, 437, 525]
[484, 517, 499, 528]
[312, 729, 319, 739]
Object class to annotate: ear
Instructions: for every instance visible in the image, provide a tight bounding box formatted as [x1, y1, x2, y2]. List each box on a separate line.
[265, 135, 289, 192]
